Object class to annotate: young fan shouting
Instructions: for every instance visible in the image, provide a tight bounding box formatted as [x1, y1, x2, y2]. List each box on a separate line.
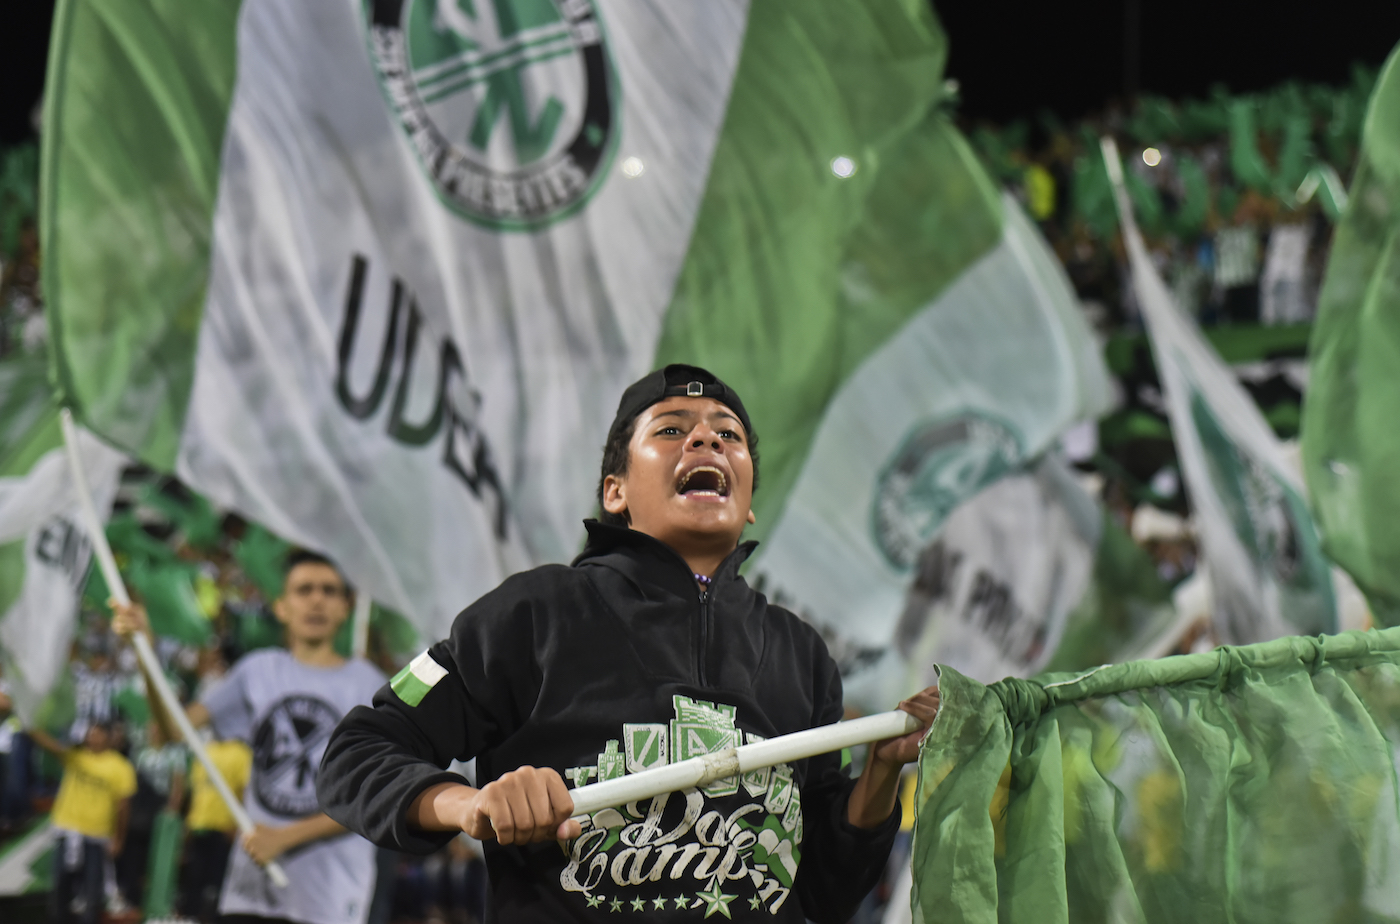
[319, 365, 939, 922]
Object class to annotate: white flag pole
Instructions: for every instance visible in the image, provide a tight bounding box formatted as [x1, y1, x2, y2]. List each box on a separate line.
[567, 709, 921, 817]
[59, 410, 290, 889]
[351, 591, 371, 660]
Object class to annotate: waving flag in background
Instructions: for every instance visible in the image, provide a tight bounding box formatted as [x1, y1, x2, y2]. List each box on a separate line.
[41, 0, 1108, 687]
[846, 453, 1102, 705]
[0, 355, 125, 722]
[1104, 139, 1336, 644]
[1303, 44, 1400, 627]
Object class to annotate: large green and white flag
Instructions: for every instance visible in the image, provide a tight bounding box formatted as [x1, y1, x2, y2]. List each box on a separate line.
[0, 356, 125, 723]
[43, 0, 1107, 644]
[738, 166, 1112, 703]
[1104, 141, 1336, 643]
[1302, 43, 1400, 627]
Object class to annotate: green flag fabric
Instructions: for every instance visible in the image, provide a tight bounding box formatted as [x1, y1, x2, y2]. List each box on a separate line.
[42, 0, 1108, 669]
[1303, 43, 1400, 627]
[910, 627, 1400, 924]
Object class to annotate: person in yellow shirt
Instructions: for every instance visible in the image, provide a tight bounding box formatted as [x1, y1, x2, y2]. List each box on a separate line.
[181, 734, 253, 922]
[29, 721, 136, 924]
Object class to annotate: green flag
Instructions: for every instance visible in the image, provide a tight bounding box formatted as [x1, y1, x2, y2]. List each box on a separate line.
[43, 0, 1107, 653]
[1302, 43, 1400, 626]
[910, 627, 1400, 924]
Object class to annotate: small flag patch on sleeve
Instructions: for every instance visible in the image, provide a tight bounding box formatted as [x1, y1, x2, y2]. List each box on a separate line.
[390, 650, 448, 707]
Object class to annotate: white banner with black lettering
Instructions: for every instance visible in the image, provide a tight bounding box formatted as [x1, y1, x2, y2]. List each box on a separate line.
[0, 429, 125, 723]
[890, 455, 1100, 692]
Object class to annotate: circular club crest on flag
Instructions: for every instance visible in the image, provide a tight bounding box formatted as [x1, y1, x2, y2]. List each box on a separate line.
[365, 0, 617, 230]
[872, 414, 1024, 571]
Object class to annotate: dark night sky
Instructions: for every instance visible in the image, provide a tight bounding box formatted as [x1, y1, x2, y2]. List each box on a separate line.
[2, 1, 1398, 144]
[1, 1, 55, 145]
[936, 0, 1400, 125]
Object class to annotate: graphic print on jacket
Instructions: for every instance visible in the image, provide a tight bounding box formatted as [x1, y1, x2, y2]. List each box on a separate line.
[561, 696, 802, 916]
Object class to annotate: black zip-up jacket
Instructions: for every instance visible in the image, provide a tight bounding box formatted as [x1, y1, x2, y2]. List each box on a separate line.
[318, 521, 899, 922]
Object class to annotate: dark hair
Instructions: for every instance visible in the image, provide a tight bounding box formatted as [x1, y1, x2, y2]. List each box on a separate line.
[283, 549, 348, 594]
[594, 412, 760, 528]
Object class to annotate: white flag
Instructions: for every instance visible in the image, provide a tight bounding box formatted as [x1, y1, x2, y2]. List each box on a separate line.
[891, 455, 1101, 688]
[0, 420, 125, 722]
[1104, 139, 1336, 642]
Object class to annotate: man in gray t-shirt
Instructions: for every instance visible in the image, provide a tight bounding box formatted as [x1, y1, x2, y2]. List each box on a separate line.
[203, 645, 382, 924]
[117, 550, 383, 924]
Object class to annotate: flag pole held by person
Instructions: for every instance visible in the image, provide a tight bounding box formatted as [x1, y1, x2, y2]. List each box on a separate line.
[567, 709, 921, 817]
[58, 409, 291, 890]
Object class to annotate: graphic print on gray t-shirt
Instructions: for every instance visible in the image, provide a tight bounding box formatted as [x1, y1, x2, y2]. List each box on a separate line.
[252, 693, 341, 816]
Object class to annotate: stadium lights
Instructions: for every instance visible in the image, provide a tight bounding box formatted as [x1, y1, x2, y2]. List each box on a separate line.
[621, 156, 645, 178]
[1142, 147, 1162, 167]
[831, 155, 857, 178]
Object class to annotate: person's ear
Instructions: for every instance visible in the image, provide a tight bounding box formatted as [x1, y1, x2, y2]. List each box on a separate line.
[271, 596, 290, 626]
[746, 510, 756, 525]
[603, 474, 628, 518]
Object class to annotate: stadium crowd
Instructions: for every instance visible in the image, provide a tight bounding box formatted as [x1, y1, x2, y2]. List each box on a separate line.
[0, 66, 1378, 924]
[970, 68, 1373, 332]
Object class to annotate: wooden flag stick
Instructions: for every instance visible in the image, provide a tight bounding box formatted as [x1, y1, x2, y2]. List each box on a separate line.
[59, 410, 290, 889]
[568, 709, 921, 817]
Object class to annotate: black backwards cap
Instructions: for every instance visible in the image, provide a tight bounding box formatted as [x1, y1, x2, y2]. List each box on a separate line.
[608, 364, 753, 441]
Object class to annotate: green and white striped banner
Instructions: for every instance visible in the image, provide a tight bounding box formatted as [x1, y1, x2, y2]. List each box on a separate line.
[42, 0, 1108, 659]
[390, 649, 448, 707]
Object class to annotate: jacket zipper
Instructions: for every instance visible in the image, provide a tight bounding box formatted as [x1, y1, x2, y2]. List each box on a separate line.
[697, 584, 710, 686]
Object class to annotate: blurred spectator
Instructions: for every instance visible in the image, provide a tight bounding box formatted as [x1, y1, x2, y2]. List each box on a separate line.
[1260, 224, 1313, 324]
[119, 719, 188, 908]
[1214, 223, 1261, 323]
[180, 731, 252, 922]
[193, 643, 231, 701]
[0, 732, 32, 839]
[0, 678, 17, 836]
[70, 636, 120, 745]
[27, 721, 136, 924]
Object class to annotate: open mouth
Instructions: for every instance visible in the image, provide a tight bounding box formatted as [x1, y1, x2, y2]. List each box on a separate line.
[676, 465, 730, 498]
